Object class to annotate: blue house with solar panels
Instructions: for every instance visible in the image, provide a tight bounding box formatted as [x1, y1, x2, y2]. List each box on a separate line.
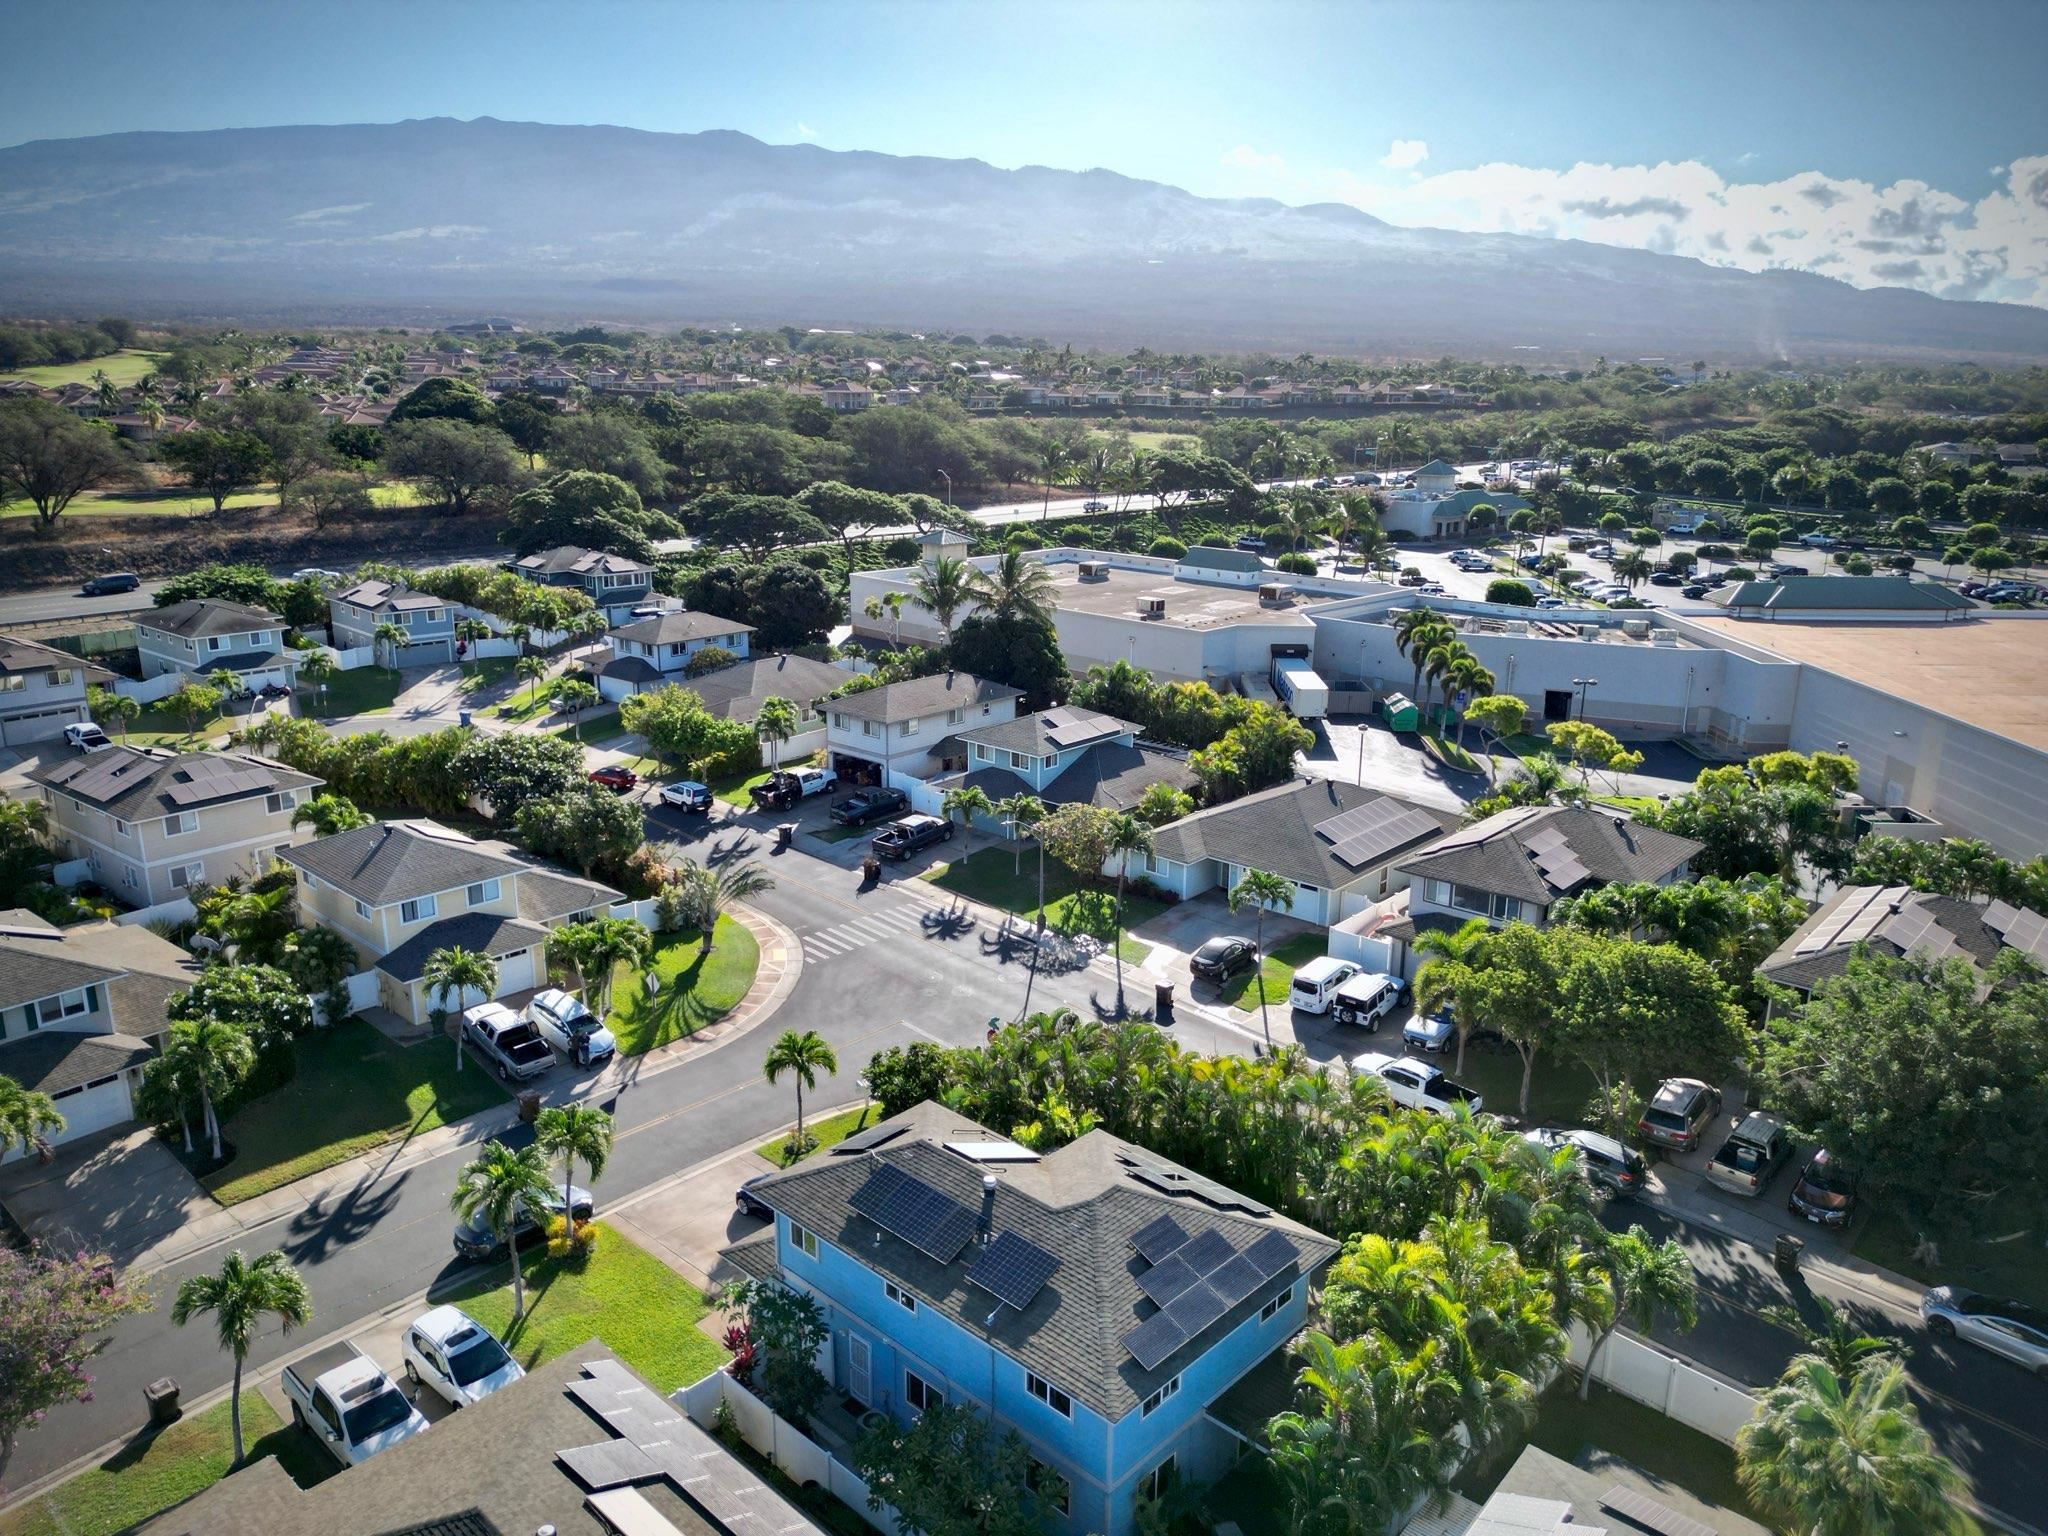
[720, 1100, 1340, 1536]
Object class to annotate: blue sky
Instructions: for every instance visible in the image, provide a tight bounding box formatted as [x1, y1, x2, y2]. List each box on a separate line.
[5, 0, 2046, 302]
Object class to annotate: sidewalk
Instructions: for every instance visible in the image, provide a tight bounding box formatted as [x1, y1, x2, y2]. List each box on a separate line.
[124, 899, 801, 1277]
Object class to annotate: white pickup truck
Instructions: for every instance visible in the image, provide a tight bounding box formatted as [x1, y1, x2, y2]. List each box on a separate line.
[1350, 1050, 1485, 1119]
[282, 1340, 429, 1467]
[461, 1002, 554, 1082]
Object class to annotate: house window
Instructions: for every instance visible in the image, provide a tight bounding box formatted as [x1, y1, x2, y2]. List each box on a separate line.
[164, 811, 197, 836]
[904, 1370, 942, 1415]
[466, 879, 501, 906]
[265, 791, 295, 815]
[899, 718, 920, 738]
[947, 707, 966, 726]
[1028, 1459, 1072, 1517]
[0, 675, 20, 694]
[170, 863, 206, 889]
[1009, 750, 1027, 769]
[1026, 1373, 1072, 1417]
[1423, 878, 1452, 906]
[353, 897, 371, 919]
[114, 819, 130, 836]
[399, 895, 438, 924]
[206, 636, 225, 653]
[122, 868, 138, 889]
[862, 719, 878, 738]
[1141, 1454, 1178, 1503]
[1261, 1283, 1295, 1322]
[37, 987, 95, 1025]
[50, 668, 74, 686]
[884, 1280, 917, 1314]
[253, 632, 271, 648]
[1140, 1374, 1181, 1417]
[789, 1222, 819, 1260]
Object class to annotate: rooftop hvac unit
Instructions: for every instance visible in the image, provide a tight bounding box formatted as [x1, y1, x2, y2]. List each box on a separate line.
[1258, 583, 1289, 605]
[1651, 630, 1679, 646]
[1502, 620, 1530, 637]
[1622, 619, 1651, 640]
[1076, 561, 1109, 581]
[1578, 624, 1602, 642]
[1139, 597, 1168, 619]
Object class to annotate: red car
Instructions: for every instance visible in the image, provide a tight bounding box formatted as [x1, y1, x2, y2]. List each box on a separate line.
[588, 765, 638, 793]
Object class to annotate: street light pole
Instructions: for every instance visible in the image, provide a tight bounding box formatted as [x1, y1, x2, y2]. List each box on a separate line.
[936, 469, 952, 507]
[1572, 676, 1599, 719]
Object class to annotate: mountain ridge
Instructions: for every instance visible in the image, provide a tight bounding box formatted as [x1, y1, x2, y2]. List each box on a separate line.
[0, 117, 2042, 361]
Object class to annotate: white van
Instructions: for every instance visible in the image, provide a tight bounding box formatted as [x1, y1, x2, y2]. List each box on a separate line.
[1289, 957, 1362, 1015]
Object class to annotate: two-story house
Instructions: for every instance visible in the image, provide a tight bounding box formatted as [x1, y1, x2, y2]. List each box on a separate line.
[510, 545, 656, 622]
[1142, 777, 1459, 926]
[32, 748, 323, 906]
[595, 610, 756, 702]
[329, 579, 456, 665]
[279, 819, 625, 1025]
[133, 599, 298, 691]
[1758, 884, 2048, 997]
[0, 909, 202, 1156]
[1392, 803, 1702, 946]
[723, 1101, 1337, 1536]
[0, 632, 93, 746]
[933, 706, 1197, 819]
[823, 671, 1022, 786]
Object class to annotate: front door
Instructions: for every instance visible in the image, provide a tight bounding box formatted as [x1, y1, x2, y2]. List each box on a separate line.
[848, 1334, 872, 1407]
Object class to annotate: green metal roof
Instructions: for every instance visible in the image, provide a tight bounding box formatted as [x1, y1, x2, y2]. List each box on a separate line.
[1724, 576, 1971, 612]
[1178, 545, 1267, 573]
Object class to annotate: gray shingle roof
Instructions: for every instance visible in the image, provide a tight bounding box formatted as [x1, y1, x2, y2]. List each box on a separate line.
[135, 598, 282, 639]
[1758, 884, 2025, 992]
[598, 654, 663, 684]
[0, 1030, 155, 1096]
[0, 632, 83, 678]
[279, 820, 525, 906]
[1397, 804, 1702, 905]
[953, 705, 1134, 756]
[334, 579, 444, 614]
[827, 670, 1021, 725]
[685, 653, 849, 723]
[517, 869, 622, 923]
[34, 748, 319, 822]
[1150, 778, 1459, 892]
[0, 914, 123, 1009]
[0, 914, 200, 1029]
[1719, 576, 1972, 613]
[607, 610, 754, 646]
[942, 741, 1197, 814]
[376, 913, 552, 983]
[513, 545, 653, 579]
[734, 1102, 1337, 1420]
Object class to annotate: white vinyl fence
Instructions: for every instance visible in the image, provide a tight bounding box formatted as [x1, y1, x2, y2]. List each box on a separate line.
[1568, 1322, 1757, 1445]
[318, 971, 382, 1026]
[109, 673, 186, 704]
[113, 895, 198, 929]
[676, 1369, 902, 1536]
[320, 644, 377, 670]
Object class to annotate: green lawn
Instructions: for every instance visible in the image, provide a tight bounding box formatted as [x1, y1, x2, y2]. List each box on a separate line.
[198, 1018, 505, 1205]
[1500, 732, 1554, 757]
[120, 703, 240, 748]
[546, 709, 625, 747]
[438, 1222, 727, 1394]
[712, 752, 819, 807]
[604, 921, 760, 1055]
[1451, 1043, 1602, 1125]
[1422, 729, 1483, 772]
[1853, 1209, 2048, 1312]
[1591, 792, 1664, 816]
[2, 480, 424, 521]
[920, 845, 1160, 960]
[307, 666, 401, 718]
[452, 655, 521, 696]
[0, 1392, 331, 1536]
[1218, 930, 1327, 1013]
[758, 1104, 875, 1166]
[0, 348, 169, 389]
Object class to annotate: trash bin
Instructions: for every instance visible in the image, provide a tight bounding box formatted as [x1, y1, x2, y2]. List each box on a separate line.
[145, 1377, 181, 1427]
[1154, 981, 1175, 1021]
[517, 1089, 543, 1123]
[1773, 1232, 1804, 1272]
[459, 709, 473, 727]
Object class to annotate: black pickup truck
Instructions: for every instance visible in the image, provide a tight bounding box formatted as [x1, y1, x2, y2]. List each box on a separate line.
[873, 813, 954, 861]
[830, 787, 910, 826]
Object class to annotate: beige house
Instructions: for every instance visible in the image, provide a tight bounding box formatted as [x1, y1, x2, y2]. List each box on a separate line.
[279, 820, 625, 1025]
[133, 598, 298, 689]
[0, 910, 202, 1157]
[32, 748, 323, 907]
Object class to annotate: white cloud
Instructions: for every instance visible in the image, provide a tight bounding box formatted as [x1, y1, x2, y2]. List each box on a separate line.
[1380, 138, 1428, 170]
[795, 121, 818, 141]
[1220, 152, 2048, 307]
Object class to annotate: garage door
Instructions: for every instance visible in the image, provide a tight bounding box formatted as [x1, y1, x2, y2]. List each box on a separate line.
[495, 947, 536, 995]
[48, 1076, 136, 1144]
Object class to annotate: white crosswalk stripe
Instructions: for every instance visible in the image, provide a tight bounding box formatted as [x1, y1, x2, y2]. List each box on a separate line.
[798, 903, 932, 963]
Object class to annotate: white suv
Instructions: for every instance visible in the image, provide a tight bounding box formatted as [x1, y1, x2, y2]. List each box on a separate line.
[524, 988, 617, 1066]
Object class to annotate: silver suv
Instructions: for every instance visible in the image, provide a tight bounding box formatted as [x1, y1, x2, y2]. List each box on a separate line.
[1637, 1077, 1722, 1151]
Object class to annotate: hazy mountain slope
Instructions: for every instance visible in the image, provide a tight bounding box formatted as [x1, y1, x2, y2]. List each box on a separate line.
[1, 117, 2042, 360]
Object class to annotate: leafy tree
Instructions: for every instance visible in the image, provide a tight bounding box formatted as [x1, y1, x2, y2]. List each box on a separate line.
[1134, 780, 1193, 826]
[449, 1141, 553, 1319]
[1229, 869, 1295, 1052]
[1737, 1360, 1978, 1536]
[1485, 577, 1536, 606]
[493, 392, 559, 468]
[170, 961, 312, 1047]
[947, 614, 1067, 708]
[1755, 950, 2048, 1234]
[535, 1103, 613, 1229]
[0, 798, 56, 909]
[717, 1277, 831, 1426]
[503, 469, 673, 559]
[797, 479, 903, 575]
[1580, 1224, 1697, 1399]
[1465, 694, 1529, 781]
[1411, 916, 1494, 1076]
[172, 1249, 312, 1464]
[1070, 657, 1159, 723]
[1543, 720, 1644, 791]
[763, 1029, 837, 1154]
[156, 562, 280, 610]
[516, 786, 645, 878]
[852, 1398, 1044, 1536]
[865, 1041, 954, 1118]
[0, 1243, 150, 1476]
[386, 376, 497, 425]
[1644, 760, 1850, 880]
[697, 492, 827, 558]
[222, 390, 329, 502]
[0, 399, 129, 529]
[386, 419, 522, 516]
[448, 729, 586, 817]
[1550, 930, 1743, 1129]
[620, 684, 755, 776]
[0, 1075, 66, 1160]
[160, 429, 273, 512]
[545, 411, 666, 497]
[1191, 703, 1313, 801]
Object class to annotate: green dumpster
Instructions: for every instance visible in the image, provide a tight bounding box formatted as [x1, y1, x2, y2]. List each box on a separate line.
[1382, 692, 1420, 732]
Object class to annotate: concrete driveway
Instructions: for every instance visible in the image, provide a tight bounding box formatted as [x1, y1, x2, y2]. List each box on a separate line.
[0, 1127, 218, 1269]
[607, 1145, 778, 1292]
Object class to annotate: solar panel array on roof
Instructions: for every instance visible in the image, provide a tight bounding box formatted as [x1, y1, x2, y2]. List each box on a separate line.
[165, 767, 270, 805]
[1984, 900, 2048, 964]
[1137, 1251, 1202, 1304]
[1165, 1279, 1227, 1337]
[1208, 1252, 1265, 1306]
[1312, 799, 1444, 869]
[968, 1230, 1061, 1310]
[833, 1122, 911, 1155]
[1044, 708, 1122, 748]
[849, 1163, 977, 1263]
[1131, 1213, 1189, 1264]
[1243, 1230, 1303, 1280]
[1796, 885, 1905, 955]
[1523, 825, 1568, 855]
[1119, 1154, 1273, 1216]
[1598, 1485, 1716, 1536]
[1175, 1228, 1236, 1274]
[1121, 1307, 1189, 1371]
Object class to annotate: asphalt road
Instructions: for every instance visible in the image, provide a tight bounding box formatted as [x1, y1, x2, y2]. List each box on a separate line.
[6, 824, 1251, 1487]
[1610, 1201, 2048, 1531]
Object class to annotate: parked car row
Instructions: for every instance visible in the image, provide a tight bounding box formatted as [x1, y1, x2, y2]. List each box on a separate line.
[457, 987, 616, 1076]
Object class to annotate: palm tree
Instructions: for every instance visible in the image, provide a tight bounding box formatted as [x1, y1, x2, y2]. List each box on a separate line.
[1738, 1359, 1978, 1536]
[1104, 812, 1154, 1016]
[91, 368, 121, 415]
[172, 1249, 312, 1465]
[763, 1029, 838, 1154]
[1037, 437, 1074, 520]
[1227, 869, 1295, 1054]
[1410, 916, 1493, 1076]
[516, 653, 549, 708]
[670, 856, 774, 952]
[993, 791, 1045, 880]
[754, 696, 799, 772]
[1580, 1224, 1697, 1399]
[1445, 653, 1495, 747]
[863, 592, 907, 648]
[551, 915, 650, 1022]
[1391, 609, 1453, 707]
[372, 621, 407, 672]
[1762, 1298, 1905, 1385]
[910, 555, 973, 647]
[423, 946, 498, 1069]
[941, 784, 994, 870]
[450, 1141, 555, 1320]
[535, 1103, 613, 1231]
[291, 793, 371, 836]
[1612, 549, 1652, 591]
[163, 1017, 254, 1162]
[1268, 1330, 1455, 1533]
[93, 689, 140, 741]
[454, 617, 492, 673]
[0, 1076, 65, 1161]
[296, 648, 337, 711]
[965, 548, 1056, 626]
[549, 678, 600, 740]
[567, 608, 609, 655]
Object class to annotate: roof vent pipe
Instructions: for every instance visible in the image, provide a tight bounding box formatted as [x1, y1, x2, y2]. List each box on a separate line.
[978, 1172, 998, 1244]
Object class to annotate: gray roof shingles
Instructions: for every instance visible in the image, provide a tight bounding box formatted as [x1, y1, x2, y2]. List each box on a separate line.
[827, 671, 1021, 726]
[1398, 804, 1702, 906]
[1758, 884, 2022, 991]
[943, 741, 1197, 814]
[1151, 778, 1459, 892]
[135, 598, 282, 639]
[279, 820, 525, 906]
[0, 1030, 156, 1096]
[376, 913, 553, 983]
[33, 748, 318, 822]
[607, 610, 754, 646]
